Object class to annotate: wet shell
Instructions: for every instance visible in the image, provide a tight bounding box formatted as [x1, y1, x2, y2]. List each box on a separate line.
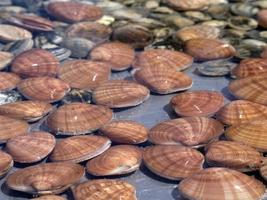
[58, 60, 110, 91]
[149, 117, 224, 147]
[6, 162, 84, 195]
[17, 77, 70, 103]
[92, 80, 150, 108]
[73, 179, 137, 200]
[0, 150, 13, 178]
[184, 38, 236, 61]
[0, 51, 14, 70]
[0, 24, 32, 42]
[86, 145, 142, 176]
[46, 103, 113, 135]
[164, 0, 209, 11]
[0, 72, 21, 92]
[178, 167, 266, 200]
[32, 195, 66, 200]
[143, 145, 204, 180]
[99, 120, 148, 144]
[258, 10, 267, 28]
[46, 2, 102, 23]
[50, 135, 111, 163]
[90, 42, 135, 71]
[6, 131, 56, 163]
[171, 90, 224, 117]
[11, 49, 59, 78]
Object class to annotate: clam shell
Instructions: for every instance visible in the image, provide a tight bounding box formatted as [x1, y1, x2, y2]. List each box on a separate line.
[228, 16, 258, 31]
[0, 24, 32, 42]
[6, 162, 84, 195]
[258, 9, 267, 28]
[90, 42, 135, 71]
[171, 90, 224, 117]
[58, 60, 110, 91]
[260, 161, 267, 181]
[0, 72, 21, 92]
[86, 145, 142, 176]
[164, 0, 209, 11]
[0, 51, 14, 70]
[261, 46, 267, 58]
[17, 77, 70, 103]
[178, 167, 266, 200]
[6, 131, 56, 163]
[32, 195, 66, 200]
[92, 80, 150, 108]
[143, 145, 204, 180]
[184, 38, 236, 61]
[3, 38, 33, 56]
[61, 89, 91, 104]
[11, 49, 59, 78]
[46, 103, 113, 135]
[149, 117, 224, 147]
[73, 179, 137, 200]
[50, 135, 111, 163]
[0, 150, 13, 178]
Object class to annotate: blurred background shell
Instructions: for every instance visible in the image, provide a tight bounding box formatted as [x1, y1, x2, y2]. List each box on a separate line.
[0, 150, 13, 178]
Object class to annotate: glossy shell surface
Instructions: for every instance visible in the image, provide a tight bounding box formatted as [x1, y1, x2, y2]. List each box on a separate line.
[0, 151, 13, 178]
[0, 72, 21, 92]
[0, 24, 32, 42]
[0, 51, 14, 70]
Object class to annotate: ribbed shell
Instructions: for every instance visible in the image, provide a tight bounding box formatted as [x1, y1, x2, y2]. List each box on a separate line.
[164, 0, 209, 11]
[178, 167, 266, 200]
[92, 80, 150, 108]
[184, 38, 236, 61]
[58, 60, 110, 91]
[46, 103, 113, 135]
[149, 117, 224, 147]
[171, 90, 224, 117]
[0, 150, 13, 178]
[11, 49, 59, 78]
[0, 51, 14, 70]
[143, 145, 204, 180]
[6, 162, 84, 195]
[32, 195, 66, 200]
[258, 10, 267, 28]
[50, 135, 111, 163]
[99, 120, 148, 144]
[0, 72, 21, 91]
[6, 131, 56, 163]
[73, 179, 137, 200]
[0, 24, 32, 42]
[17, 77, 70, 103]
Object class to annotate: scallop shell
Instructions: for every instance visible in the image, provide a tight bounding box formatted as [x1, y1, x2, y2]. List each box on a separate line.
[0, 24, 32, 42]
[178, 167, 266, 200]
[86, 145, 142, 176]
[11, 49, 59, 78]
[164, 0, 209, 11]
[50, 135, 111, 163]
[58, 60, 110, 91]
[184, 38, 236, 61]
[0, 51, 14, 70]
[46, 103, 113, 135]
[73, 179, 137, 200]
[17, 77, 70, 103]
[143, 145, 204, 180]
[32, 195, 66, 200]
[90, 42, 135, 71]
[0, 72, 21, 92]
[6, 162, 84, 195]
[6, 131, 56, 163]
[258, 9, 267, 28]
[0, 150, 13, 178]
[92, 80, 150, 108]
[171, 90, 224, 117]
[149, 117, 224, 147]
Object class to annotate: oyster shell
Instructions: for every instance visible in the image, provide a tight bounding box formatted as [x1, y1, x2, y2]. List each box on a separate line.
[0, 51, 14, 70]
[0, 24, 32, 42]
[32, 195, 66, 200]
[258, 9, 267, 28]
[164, 0, 209, 11]
[0, 150, 13, 178]
[0, 72, 21, 92]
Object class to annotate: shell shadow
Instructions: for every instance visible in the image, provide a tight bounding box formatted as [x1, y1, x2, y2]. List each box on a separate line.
[221, 86, 237, 102]
[85, 171, 136, 180]
[163, 103, 177, 119]
[171, 187, 187, 200]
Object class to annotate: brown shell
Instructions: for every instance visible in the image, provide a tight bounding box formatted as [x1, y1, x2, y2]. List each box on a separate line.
[228, 74, 267, 105]
[92, 80, 150, 108]
[258, 10, 267, 28]
[0, 24, 32, 42]
[58, 60, 110, 91]
[46, 103, 113, 135]
[46, 2, 102, 23]
[90, 42, 135, 71]
[143, 145, 204, 180]
[99, 120, 148, 144]
[184, 38, 236, 61]
[178, 167, 266, 200]
[6, 162, 84, 195]
[73, 179, 137, 200]
[149, 117, 224, 147]
[133, 49, 193, 71]
[0, 72, 21, 92]
[171, 90, 224, 117]
[86, 145, 142, 176]
[261, 47, 267, 59]
[0, 150, 13, 178]
[260, 161, 267, 181]
[0, 51, 14, 70]
[50, 135, 111, 163]
[11, 49, 59, 78]
[17, 77, 70, 103]
[32, 195, 66, 200]
[6, 131, 56, 163]
[164, 0, 209, 11]
[216, 100, 267, 126]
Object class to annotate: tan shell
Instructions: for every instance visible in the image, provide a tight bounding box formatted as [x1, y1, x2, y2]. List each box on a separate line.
[258, 9, 267, 28]
[171, 90, 224, 117]
[86, 145, 142, 176]
[261, 47, 267, 59]
[92, 80, 150, 108]
[0, 51, 14, 70]
[0, 72, 21, 92]
[149, 117, 224, 147]
[164, 0, 210, 11]
[50, 135, 111, 163]
[99, 120, 148, 144]
[6, 131, 56, 163]
[0, 150, 13, 178]
[260, 161, 267, 181]
[6, 162, 84, 195]
[58, 60, 110, 91]
[46, 103, 113, 135]
[0, 24, 32, 42]
[32, 195, 66, 200]
[17, 77, 70, 103]
[73, 179, 137, 200]
[143, 145, 204, 180]
[178, 167, 266, 200]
